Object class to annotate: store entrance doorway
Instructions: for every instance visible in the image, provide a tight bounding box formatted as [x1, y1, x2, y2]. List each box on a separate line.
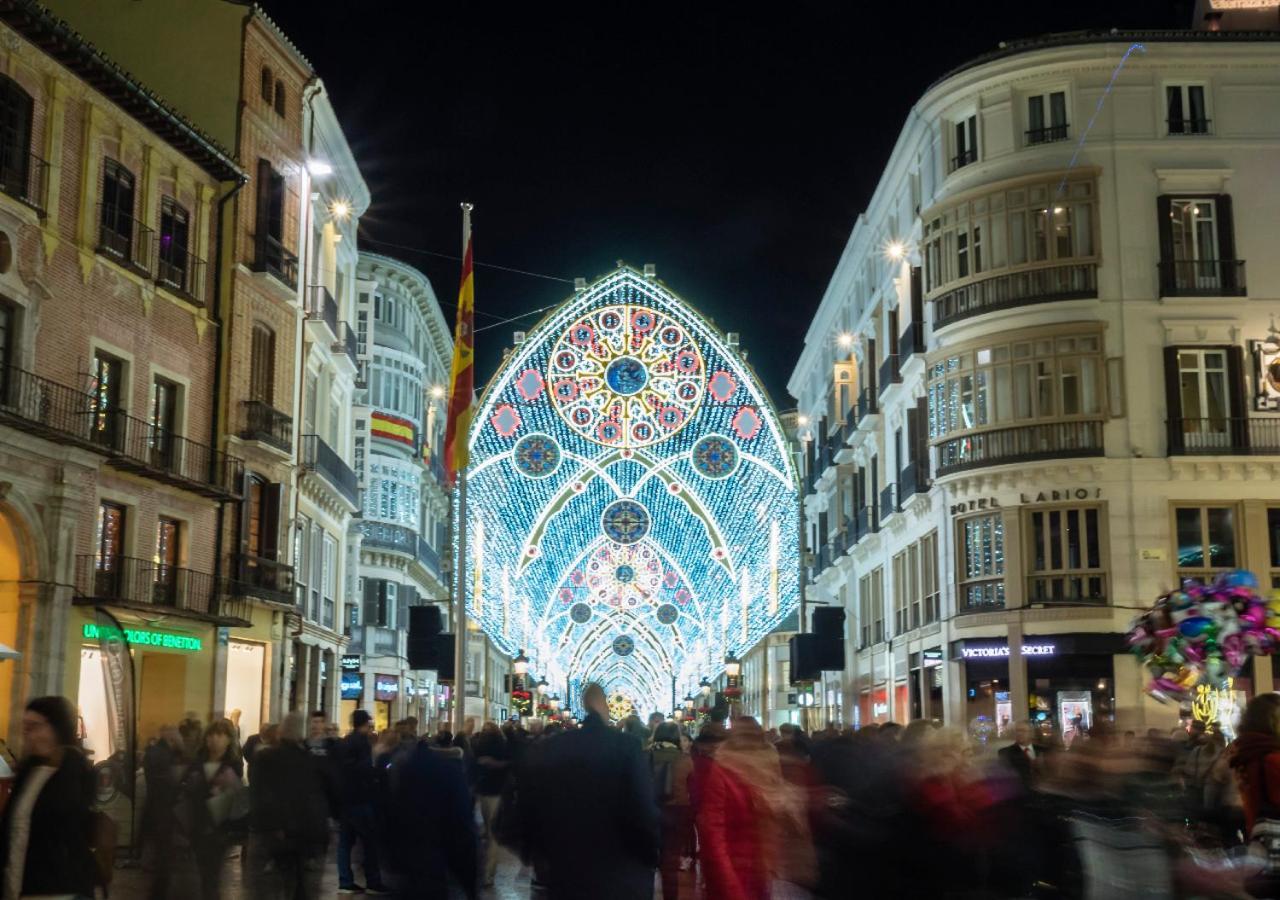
[138, 654, 187, 743]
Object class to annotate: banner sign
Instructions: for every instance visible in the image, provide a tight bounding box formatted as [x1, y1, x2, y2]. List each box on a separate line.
[94, 608, 135, 799]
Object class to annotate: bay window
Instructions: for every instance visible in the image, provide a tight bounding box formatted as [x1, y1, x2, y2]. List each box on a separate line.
[1026, 505, 1106, 605]
[959, 513, 1005, 611]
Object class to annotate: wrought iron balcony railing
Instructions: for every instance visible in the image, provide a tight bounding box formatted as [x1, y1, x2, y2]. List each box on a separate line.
[358, 520, 417, 556]
[334, 321, 358, 365]
[1169, 416, 1280, 455]
[417, 536, 442, 579]
[855, 503, 879, 540]
[0, 148, 49, 214]
[949, 148, 977, 172]
[879, 484, 899, 519]
[306, 284, 339, 337]
[1157, 259, 1246, 298]
[933, 262, 1098, 329]
[856, 387, 878, 425]
[878, 354, 900, 397]
[300, 434, 359, 508]
[252, 233, 298, 288]
[155, 244, 207, 305]
[1167, 117, 1211, 136]
[229, 553, 295, 608]
[97, 203, 155, 274]
[240, 400, 293, 453]
[74, 554, 251, 626]
[1026, 124, 1069, 145]
[935, 420, 1104, 477]
[899, 459, 931, 502]
[900, 320, 926, 362]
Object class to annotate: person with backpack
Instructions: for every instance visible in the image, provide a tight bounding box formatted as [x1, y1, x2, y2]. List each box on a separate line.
[246, 711, 337, 899]
[648, 722, 693, 900]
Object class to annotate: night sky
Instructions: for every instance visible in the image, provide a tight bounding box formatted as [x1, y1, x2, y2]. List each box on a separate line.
[261, 1, 1187, 406]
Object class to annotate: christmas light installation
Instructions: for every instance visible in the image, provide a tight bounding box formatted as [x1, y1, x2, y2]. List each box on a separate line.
[460, 266, 799, 714]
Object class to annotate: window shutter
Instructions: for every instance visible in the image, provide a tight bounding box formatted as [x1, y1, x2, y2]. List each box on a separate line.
[916, 397, 931, 480]
[255, 159, 272, 249]
[1156, 195, 1174, 296]
[867, 338, 877, 395]
[888, 309, 899, 357]
[262, 482, 283, 559]
[1163, 347, 1183, 454]
[1215, 194, 1237, 293]
[1227, 344, 1248, 450]
[909, 266, 923, 323]
[363, 579, 379, 628]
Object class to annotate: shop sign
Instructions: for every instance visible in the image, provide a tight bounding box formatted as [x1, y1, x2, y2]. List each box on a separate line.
[922, 649, 943, 668]
[83, 622, 201, 652]
[962, 643, 1056, 659]
[950, 498, 1000, 516]
[872, 702, 888, 718]
[374, 676, 399, 701]
[1019, 488, 1102, 504]
[340, 655, 361, 672]
[340, 672, 362, 701]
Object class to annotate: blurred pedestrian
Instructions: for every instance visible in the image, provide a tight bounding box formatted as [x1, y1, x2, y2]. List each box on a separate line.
[141, 723, 184, 899]
[649, 722, 693, 900]
[623, 715, 649, 749]
[1231, 693, 1280, 900]
[525, 682, 660, 899]
[0, 696, 96, 900]
[306, 710, 335, 759]
[472, 722, 509, 887]
[247, 711, 335, 900]
[998, 721, 1047, 788]
[177, 718, 246, 900]
[243, 722, 278, 785]
[335, 710, 389, 895]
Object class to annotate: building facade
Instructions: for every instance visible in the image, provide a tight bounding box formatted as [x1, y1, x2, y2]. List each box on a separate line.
[789, 28, 1280, 738]
[352, 252, 452, 730]
[0, 3, 246, 766]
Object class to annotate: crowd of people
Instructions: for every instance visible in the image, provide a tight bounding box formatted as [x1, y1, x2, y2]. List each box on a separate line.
[9, 689, 1280, 897]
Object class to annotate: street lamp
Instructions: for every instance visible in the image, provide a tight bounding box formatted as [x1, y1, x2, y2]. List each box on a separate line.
[724, 653, 741, 679]
[548, 694, 560, 713]
[673, 708, 683, 722]
[513, 650, 529, 677]
[683, 695, 695, 712]
[699, 678, 712, 698]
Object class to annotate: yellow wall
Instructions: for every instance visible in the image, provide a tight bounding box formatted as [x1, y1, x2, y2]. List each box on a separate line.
[43, 0, 245, 149]
[0, 513, 20, 741]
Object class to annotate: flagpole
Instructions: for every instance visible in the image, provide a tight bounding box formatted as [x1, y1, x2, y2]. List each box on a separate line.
[451, 202, 473, 738]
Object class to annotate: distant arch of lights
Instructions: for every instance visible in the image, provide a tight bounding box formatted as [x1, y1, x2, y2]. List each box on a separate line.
[459, 266, 799, 714]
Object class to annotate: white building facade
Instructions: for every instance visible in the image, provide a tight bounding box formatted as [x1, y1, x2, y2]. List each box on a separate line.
[351, 252, 453, 730]
[789, 28, 1280, 738]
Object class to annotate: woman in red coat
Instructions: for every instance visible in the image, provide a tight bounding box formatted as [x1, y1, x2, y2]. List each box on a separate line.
[1230, 693, 1280, 838]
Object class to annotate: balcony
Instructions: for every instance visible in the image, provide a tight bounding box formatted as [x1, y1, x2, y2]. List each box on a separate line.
[824, 426, 844, 466]
[0, 149, 49, 214]
[1168, 417, 1280, 456]
[879, 484, 899, 520]
[300, 434, 359, 509]
[334, 321, 358, 365]
[229, 553, 295, 608]
[417, 536, 443, 579]
[240, 400, 293, 454]
[949, 148, 977, 172]
[252, 233, 298, 289]
[97, 203, 155, 275]
[935, 420, 1104, 477]
[105, 411, 244, 500]
[350, 624, 399, 658]
[1157, 260, 1246, 298]
[1167, 117, 1211, 136]
[933, 262, 1098, 329]
[358, 520, 417, 556]
[1027, 574, 1107, 607]
[306, 285, 339, 338]
[856, 387, 878, 426]
[155, 244, 207, 305]
[427, 452, 450, 492]
[900, 321, 926, 362]
[899, 459, 931, 502]
[74, 555, 251, 627]
[855, 503, 879, 539]
[1026, 124, 1069, 145]
[877, 354, 901, 397]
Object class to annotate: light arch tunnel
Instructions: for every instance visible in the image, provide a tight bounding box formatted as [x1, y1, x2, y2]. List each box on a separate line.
[459, 266, 799, 715]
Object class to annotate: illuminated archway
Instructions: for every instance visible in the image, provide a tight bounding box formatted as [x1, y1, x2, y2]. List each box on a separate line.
[463, 266, 798, 713]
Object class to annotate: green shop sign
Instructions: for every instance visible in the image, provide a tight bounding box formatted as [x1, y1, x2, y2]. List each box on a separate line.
[82, 623, 203, 652]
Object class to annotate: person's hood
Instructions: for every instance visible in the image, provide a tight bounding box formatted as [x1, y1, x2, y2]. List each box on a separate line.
[1230, 730, 1280, 769]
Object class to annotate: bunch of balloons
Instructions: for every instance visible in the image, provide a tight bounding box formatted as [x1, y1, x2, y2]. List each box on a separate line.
[1127, 570, 1280, 702]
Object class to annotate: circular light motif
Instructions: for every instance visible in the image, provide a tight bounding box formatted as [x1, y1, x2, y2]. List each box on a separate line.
[601, 500, 650, 545]
[547, 304, 704, 448]
[605, 356, 648, 395]
[512, 433, 562, 479]
[691, 434, 739, 479]
[614, 564, 635, 584]
[613, 635, 635, 657]
[570, 602, 592, 624]
[656, 603, 679, 625]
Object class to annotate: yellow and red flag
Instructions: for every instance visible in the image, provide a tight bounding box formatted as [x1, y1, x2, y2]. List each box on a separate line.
[443, 204, 475, 484]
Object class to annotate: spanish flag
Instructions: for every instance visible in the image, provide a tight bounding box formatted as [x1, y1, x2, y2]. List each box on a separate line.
[444, 204, 475, 485]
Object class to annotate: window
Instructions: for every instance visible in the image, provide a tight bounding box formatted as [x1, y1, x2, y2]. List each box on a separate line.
[254, 159, 290, 280]
[923, 176, 1096, 294]
[0, 298, 17, 398]
[1157, 195, 1239, 296]
[1026, 506, 1106, 604]
[99, 159, 136, 262]
[921, 531, 940, 624]
[0, 74, 33, 201]
[951, 114, 977, 171]
[322, 534, 337, 630]
[892, 550, 908, 635]
[857, 573, 872, 649]
[364, 579, 396, 629]
[95, 501, 126, 596]
[870, 567, 885, 644]
[244, 476, 281, 564]
[157, 197, 191, 295]
[1167, 84, 1209, 135]
[260, 66, 274, 104]
[154, 517, 180, 604]
[274, 79, 286, 118]
[250, 324, 275, 404]
[1268, 508, 1280, 590]
[1164, 346, 1245, 452]
[91, 351, 124, 450]
[294, 516, 309, 610]
[149, 376, 178, 466]
[1174, 505, 1236, 583]
[959, 513, 1005, 611]
[1027, 91, 1068, 144]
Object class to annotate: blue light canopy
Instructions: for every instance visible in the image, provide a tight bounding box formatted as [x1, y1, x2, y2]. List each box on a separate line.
[461, 267, 799, 713]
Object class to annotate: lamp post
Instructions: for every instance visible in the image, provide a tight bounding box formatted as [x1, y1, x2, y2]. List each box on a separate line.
[511, 650, 530, 718]
[724, 653, 742, 718]
[535, 677, 548, 718]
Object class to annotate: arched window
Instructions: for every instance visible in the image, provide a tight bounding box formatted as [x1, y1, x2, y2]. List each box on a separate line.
[260, 66, 273, 104]
[273, 79, 286, 117]
[250, 322, 276, 405]
[0, 74, 33, 203]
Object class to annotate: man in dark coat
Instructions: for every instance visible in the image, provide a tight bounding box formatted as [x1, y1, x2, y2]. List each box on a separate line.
[334, 709, 390, 894]
[525, 683, 660, 900]
[998, 721, 1048, 787]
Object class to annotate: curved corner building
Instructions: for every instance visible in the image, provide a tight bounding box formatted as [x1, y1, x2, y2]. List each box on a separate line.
[787, 24, 1280, 736]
